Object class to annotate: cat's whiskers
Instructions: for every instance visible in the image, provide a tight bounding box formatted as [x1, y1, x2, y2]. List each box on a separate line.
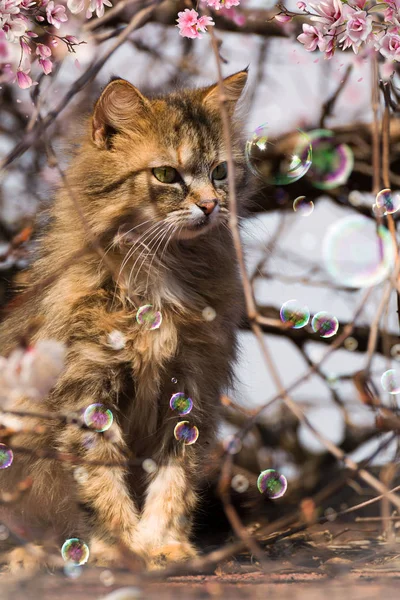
[144, 222, 177, 297]
[131, 221, 175, 294]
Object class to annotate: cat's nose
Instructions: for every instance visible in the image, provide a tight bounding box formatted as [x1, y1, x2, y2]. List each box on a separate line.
[196, 199, 218, 216]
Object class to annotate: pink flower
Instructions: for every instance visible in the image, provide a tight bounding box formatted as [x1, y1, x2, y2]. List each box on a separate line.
[339, 10, 372, 54]
[3, 15, 27, 42]
[36, 43, 51, 58]
[348, 0, 366, 7]
[297, 23, 322, 51]
[86, 0, 112, 19]
[275, 14, 292, 23]
[0, 0, 21, 19]
[176, 9, 214, 39]
[309, 0, 343, 28]
[67, 0, 85, 13]
[319, 31, 335, 58]
[20, 38, 31, 54]
[16, 68, 32, 88]
[379, 31, 400, 61]
[39, 57, 52, 74]
[46, 1, 68, 28]
[205, 0, 239, 9]
[297, 1, 307, 10]
[219, 5, 245, 25]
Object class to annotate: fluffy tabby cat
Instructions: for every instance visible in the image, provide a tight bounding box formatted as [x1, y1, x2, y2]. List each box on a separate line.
[0, 70, 248, 570]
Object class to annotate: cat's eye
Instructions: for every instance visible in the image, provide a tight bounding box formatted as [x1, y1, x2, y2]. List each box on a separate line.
[152, 166, 178, 184]
[212, 162, 228, 181]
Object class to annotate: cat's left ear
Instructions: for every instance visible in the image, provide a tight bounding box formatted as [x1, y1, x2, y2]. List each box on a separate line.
[92, 78, 151, 149]
[202, 70, 248, 115]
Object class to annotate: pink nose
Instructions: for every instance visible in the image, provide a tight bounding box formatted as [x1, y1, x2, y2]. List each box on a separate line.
[197, 199, 217, 216]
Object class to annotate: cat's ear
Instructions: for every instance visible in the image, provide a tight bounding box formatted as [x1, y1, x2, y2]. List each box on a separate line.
[92, 78, 151, 149]
[202, 70, 248, 115]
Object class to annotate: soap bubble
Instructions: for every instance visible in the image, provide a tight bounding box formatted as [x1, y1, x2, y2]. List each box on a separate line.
[381, 369, 400, 394]
[323, 215, 395, 288]
[84, 404, 113, 432]
[171, 377, 178, 384]
[0, 444, 13, 469]
[169, 393, 193, 416]
[311, 312, 339, 338]
[174, 421, 199, 445]
[136, 305, 162, 330]
[142, 458, 157, 474]
[293, 196, 314, 217]
[257, 469, 287, 499]
[245, 124, 312, 185]
[100, 570, 115, 587]
[64, 564, 82, 579]
[299, 129, 353, 189]
[390, 344, 400, 360]
[231, 474, 249, 493]
[375, 189, 400, 215]
[202, 306, 217, 321]
[223, 434, 242, 455]
[280, 299, 310, 329]
[61, 538, 89, 565]
[344, 337, 358, 351]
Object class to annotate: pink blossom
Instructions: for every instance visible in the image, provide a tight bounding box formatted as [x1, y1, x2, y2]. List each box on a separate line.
[319, 31, 335, 58]
[46, 1, 68, 28]
[204, 0, 239, 10]
[219, 5, 245, 25]
[0, 0, 21, 19]
[176, 9, 214, 39]
[66, 0, 85, 13]
[36, 42, 52, 58]
[348, 0, 366, 7]
[39, 57, 52, 74]
[339, 10, 372, 54]
[3, 16, 27, 42]
[86, 0, 112, 18]
[65, 34, 79, 43]
[297, 23, 322, 51]
[16, 68, 32, 88]
[20, 38, 31, 54]
[275, 14, 292, 23]
[309, 0, 344, 28]
[0, 30, 8, 58]
[378, 31, 400, 61]
[297, 1, 307, 10]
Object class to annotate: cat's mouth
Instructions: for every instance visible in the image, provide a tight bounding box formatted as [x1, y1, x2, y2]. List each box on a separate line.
[178, 214, 222, 240]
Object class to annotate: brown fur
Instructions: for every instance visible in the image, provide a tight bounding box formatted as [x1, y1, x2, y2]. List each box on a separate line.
[0, 71, 249, 569]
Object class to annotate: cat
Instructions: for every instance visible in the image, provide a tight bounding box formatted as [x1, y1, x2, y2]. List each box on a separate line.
[0, 70, 248, 571]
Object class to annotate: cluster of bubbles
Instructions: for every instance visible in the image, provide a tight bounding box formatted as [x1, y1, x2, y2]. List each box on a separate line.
[173, 421, 199, 445]
[298, 129, 353, 190]
[61, 538, 89, 566]
[0, 444, 13, 469]
[293, 196, 314, 217]
[257, 469, 287, 499]
[83, 403, 113, 432]
[373, 189, 400, 216]
[136, 305, 162, 330]
[170, 393, 193, 416]
[279, 301, 339, 338]
[381, 369, 400, 394]
[245, 124, 312, 185]
[323, 215, 394, 288]
[311, 312, 339, 338]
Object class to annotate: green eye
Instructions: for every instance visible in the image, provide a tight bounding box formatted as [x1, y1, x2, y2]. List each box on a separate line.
[152, 166, 178, 184]
[212, 162, 228, 181]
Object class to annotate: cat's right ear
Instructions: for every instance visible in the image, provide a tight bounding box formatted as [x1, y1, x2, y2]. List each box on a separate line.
[92, 78, 151, 149]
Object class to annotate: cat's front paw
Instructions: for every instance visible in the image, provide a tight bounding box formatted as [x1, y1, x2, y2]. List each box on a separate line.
[90, 537, 146, 570]
[146, 541, 197, 570]
[5, 544, 49, 575]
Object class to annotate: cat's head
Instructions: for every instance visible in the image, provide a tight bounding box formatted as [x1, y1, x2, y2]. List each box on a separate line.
[72, 71, 248, 246]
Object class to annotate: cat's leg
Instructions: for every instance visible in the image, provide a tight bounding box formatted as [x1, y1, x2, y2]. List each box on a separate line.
[56, 417, 143, 564]
[134, 456, 198, 567]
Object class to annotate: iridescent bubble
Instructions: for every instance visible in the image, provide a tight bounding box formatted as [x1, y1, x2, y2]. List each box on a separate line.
[280, 299, 310, 329]
[299, 129, 353, 190]
[223, 435, 242, 455]
[142, 458, 157, 474]
[323, 215, 395, 288]
[169, 393, 193, 416]
[136, 305, 162, 330]
[0, 444, 13, 469]
[245, 124, 312, 185]
[171, 377, 178, 384]
[344, 336, 358, 351]
[293, 196, 314, 217]
[257, 469, 287, 499]
[61, 538, 89, 565]
[231, 474, 249, 493]
[173, 421, 199, 445]
[202, 306, 217, 322]
[390, 344, 400, 361]
[311, 312, 339, 338]
[381, 369, 400, 394]
[64, 564, 82, 579]
[376, 189, 400, 216]
[84, 404, 113, 432]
